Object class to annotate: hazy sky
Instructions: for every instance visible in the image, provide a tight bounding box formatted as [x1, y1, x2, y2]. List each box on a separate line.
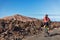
[0, 0, 60, 21]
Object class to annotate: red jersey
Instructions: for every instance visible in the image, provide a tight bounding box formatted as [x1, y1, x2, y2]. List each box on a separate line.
[43, 17, 50, 23]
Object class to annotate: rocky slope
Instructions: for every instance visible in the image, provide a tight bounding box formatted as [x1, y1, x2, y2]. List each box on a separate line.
[0, 14, 60, 40]
[0, 14, 42, 40]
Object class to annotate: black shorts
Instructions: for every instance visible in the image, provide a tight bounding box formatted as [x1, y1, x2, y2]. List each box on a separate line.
[44, 22, 49, 26]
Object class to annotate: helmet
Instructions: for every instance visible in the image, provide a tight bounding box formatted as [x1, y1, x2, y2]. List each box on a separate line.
[45, 14, 48, 17]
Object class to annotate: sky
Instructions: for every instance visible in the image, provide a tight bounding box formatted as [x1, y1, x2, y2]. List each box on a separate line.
[0, 0, 60, 21]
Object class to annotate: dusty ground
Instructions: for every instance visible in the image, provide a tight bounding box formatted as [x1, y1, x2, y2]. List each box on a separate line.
[23, 28, 60, 40]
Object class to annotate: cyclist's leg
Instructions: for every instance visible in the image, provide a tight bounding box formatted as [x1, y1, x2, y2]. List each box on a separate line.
[44, 26, 49, 36]
[44, 22, 50, 37]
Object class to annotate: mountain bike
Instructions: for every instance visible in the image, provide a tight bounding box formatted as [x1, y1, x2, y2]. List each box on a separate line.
[43, 25, 50, 37]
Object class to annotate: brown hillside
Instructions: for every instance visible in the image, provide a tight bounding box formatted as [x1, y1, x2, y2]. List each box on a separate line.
[0, 14, 60, 40]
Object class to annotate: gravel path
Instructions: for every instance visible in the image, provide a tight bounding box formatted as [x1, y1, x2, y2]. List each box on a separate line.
[23, 28, 60, 40]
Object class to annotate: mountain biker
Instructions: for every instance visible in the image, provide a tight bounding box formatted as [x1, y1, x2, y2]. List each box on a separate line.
[43, 14, 50, 27]
[43, 14, 51, 37]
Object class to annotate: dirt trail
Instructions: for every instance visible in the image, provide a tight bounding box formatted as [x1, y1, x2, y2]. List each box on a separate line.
[23, 28, 60, 40]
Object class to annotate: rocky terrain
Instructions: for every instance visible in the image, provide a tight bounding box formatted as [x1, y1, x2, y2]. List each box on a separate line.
[22, 28, 60, 40]
[0, 14, 60, 40]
